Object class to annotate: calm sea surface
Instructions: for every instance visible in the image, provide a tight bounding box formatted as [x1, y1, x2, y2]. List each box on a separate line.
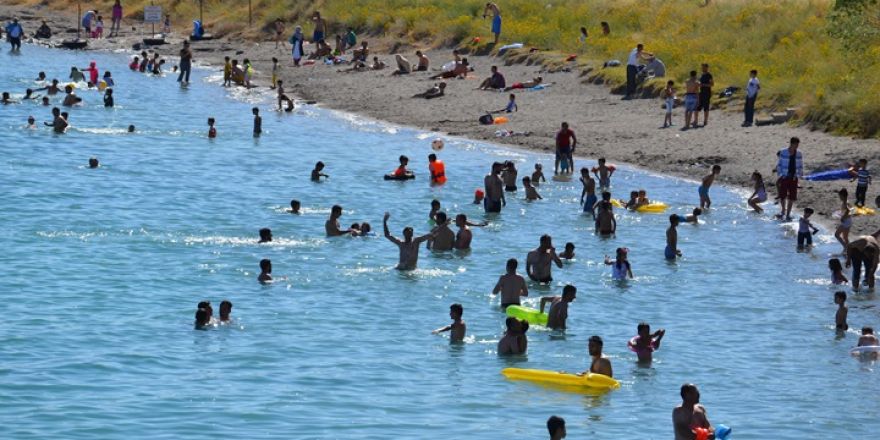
[0, 45, 877, 439]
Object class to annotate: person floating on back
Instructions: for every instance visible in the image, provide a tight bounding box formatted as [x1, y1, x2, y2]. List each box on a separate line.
[432, 303, 466, 342]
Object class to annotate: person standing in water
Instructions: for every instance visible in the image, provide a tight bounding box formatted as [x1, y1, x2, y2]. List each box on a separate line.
[555, 122, 577, 175]
[627, 322, 666, 363]
[252, 107, 262, 137]
[427, 212, 455, 251]
[453, 214, 486, 250]
[177, 41, 193, 84]
[776, 137, 803, 221]
[428, 153, 447, 185]
[526, 234, 564, 283]
[492, 258, 529, 309]
[673, 384, 715, 440]
[698, 165, 721, 210]
[580, 167, 597, 218]
[539, 284, 576, 331]
[383, 212, 436, 270]
[326, 205, 352, 237]
[547, 416, 566, 440]
[483, 2, 502, 45]
[484, 162, 506, 213]
[666, 214, 682, 260]
[586, 335, 613, 377]
[432, 303, 466, 342]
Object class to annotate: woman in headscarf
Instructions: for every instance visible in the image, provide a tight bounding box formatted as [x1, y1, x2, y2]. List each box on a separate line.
[289, 26, 304, 66]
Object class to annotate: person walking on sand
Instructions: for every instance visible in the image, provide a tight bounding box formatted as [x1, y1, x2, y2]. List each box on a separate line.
[775, 137, 803, 221]
[683, 71, 700, 129]
[624, 44, 652, 99]
[177, 41, 193, 84]
[743, 69, 760, 127]
[312, 11, 327, 44]
[290, 26, 305, 66]
[695, 63, 714, 127]
[274, 19, 287, 49]
[111, 1, 123, 37]
[483, 3, 502, 45]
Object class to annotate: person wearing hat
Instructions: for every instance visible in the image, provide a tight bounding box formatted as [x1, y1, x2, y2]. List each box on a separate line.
[473, 189, 485, 204]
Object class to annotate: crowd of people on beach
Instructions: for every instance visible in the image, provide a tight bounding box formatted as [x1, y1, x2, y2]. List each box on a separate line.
[4, 2, 879, 438]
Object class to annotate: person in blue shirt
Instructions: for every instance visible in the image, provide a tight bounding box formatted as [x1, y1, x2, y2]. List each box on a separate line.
[6, 18, 24, 51]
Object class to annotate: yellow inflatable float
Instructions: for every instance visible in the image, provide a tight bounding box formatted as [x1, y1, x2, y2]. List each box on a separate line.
[609, 199, 668, 213]
[501, 368, 620, 391]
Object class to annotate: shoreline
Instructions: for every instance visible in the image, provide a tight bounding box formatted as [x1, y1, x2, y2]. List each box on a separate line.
[5, 5, 877, 237]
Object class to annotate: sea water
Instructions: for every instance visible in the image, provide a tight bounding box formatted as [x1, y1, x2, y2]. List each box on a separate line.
[0, 45, 877, 439]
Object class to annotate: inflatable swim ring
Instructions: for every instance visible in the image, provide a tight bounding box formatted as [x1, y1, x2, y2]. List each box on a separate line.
[850, 345, 880, 355]
[501, 368, 620, 391]
[384, 172, 415, 181]
[505, 305, 548, 326]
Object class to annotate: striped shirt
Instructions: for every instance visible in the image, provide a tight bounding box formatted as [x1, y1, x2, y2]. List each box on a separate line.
[858, 168, 871, 186]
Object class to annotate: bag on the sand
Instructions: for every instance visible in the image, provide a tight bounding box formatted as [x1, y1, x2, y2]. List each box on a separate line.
[479, 114, 494, 125]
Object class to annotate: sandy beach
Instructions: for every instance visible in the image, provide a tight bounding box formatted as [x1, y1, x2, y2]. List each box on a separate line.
[6, 4, 880, 236]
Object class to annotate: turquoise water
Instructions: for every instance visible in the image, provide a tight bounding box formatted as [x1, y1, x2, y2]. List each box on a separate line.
[1, 45, 877, 439]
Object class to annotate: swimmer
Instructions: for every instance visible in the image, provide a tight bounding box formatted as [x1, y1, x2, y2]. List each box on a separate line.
[580, 167, 597, 218]
[311, 161, 328, 181]
[130, 56, 140, 71]
[605, 247, 633, 280]
[523, 176, 542, 201]
[383, 212, 436, 270]
[88, 157, 99, 168]
[858, 326, 879, 346]
[41, 97, 50, 106]
[252, 107, 262, 137]
[829, 258, 848, 285]
[432, 303, 466, 342]
[23, 89, 40, 100]
[666, 214, 682, 260]
[326, 205, 352, 236]
[428, 212, 455, 251]
[473, 189, 485, 205]
[532, 163, 546, 185]
[359, 222, 374, 236]
[103, 88, 113, 107]
[392, 155, 410, 177]
[526, 234, 563, 283]
[559, 242, 575, 260]
[595, 201, 616, 236]
[676, 208, 702, 225]
[349, 223, 362, 237]
[748, 171, 767, 213]
[258, 227, 273, 243]
[625, 191, 639, 210]
[637, 189, 650, 206]
[834, 291, 848, 331]
[219, 300, 233, 323]
[498, 317, 528, 355]
[69, 66, 85, 83]
[27, 116, 36, 129]
[585, 335, 613, 377]
[45, 107, 68, 134]
[127, 125, 136, 133]
[547, 416, 566, 440]
[454, 214, 486, 249]
[36, 72, 47, 82]
[37, 79, 61, 95]
[539, 284, 576, 331]
[698, 165, 721, 210]
[61, 85, 81, 107]
[207, 117, 217, 138]
[288, 199, 301, 215]
[673, 384, 714, 440]
[493, 258, 529, 308]
[628, 322, 665, 363]
[428, 199, 442, 222]
[258, 258, 273, 284]
[194, 307, 210, 329]
[103, 71, 115, 87]
[592, 158, 615, 190]
[502, 161, 518, 192]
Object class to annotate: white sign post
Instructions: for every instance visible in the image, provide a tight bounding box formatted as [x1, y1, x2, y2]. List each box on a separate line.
[144, 5, 162, 36]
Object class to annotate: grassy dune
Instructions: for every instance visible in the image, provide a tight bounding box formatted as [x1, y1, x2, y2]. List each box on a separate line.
[13, 0, 880, 137]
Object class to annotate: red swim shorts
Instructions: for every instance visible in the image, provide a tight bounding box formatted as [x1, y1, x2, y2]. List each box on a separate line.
[779, 177, 798, 200]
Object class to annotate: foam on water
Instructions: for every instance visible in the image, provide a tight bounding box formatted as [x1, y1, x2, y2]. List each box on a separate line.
[0, 44, 878, 440]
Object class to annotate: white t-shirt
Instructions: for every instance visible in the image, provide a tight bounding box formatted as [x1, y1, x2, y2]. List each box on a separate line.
[627, 48, 640, 66]
[746, 77, 760, 98]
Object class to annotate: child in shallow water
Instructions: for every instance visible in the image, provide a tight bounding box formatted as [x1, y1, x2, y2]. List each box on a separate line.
[834, 291, 848, 331]
[829, 258, 848, 285]
[604, 247, 633, 280]
[559, 242, 575, 260]
[432, 303, 466, 342]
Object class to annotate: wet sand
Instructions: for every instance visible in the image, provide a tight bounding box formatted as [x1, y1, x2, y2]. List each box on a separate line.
[6, 4, 880, 236]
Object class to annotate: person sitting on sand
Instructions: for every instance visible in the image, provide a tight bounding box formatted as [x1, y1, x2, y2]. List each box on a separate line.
[504, 76, 545, 91]
[61, 85, 82, 107]
[230, 60, 244, 85]
[351, 41, 369, 64]
[371, 57, 386, 70]
[415, 51, 430, 71]
[540, 284, 577, 331]
[309, 39, 332, 60]
[412, 82, 446, 99]
[383, 212, 436, 270]
[498, 317, 528, 355]
[35, 21, 52, 39]
[492, 258, 529, 308]
[430, 59, 469, 79]
[432, 303, 466, 342]
[393, 54, 412, 75]
[427, 212, 455, 251]
[478, 65, 506, 90]
[326, 205, 352, 237]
